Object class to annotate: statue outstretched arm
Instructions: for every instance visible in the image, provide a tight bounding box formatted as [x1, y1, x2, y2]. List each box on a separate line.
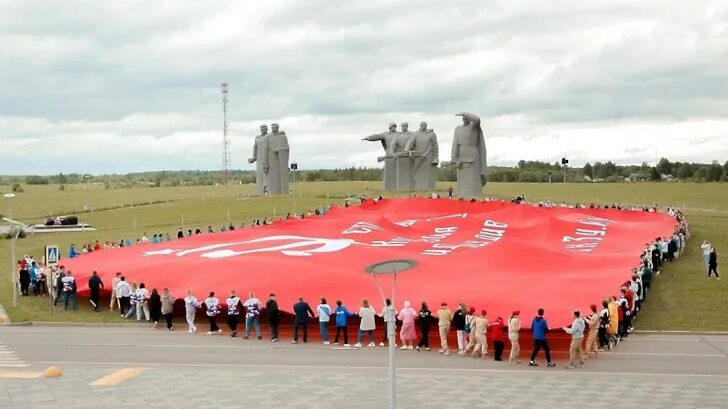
[362, 133, 387, 151]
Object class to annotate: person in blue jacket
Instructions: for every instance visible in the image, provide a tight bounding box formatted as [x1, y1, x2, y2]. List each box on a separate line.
[68, 244, 79, 259]
[529, 308, 556, 367]
[333, 300, 356, 346]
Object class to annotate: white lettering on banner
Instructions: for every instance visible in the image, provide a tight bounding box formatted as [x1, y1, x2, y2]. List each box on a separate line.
[393, 213, 468, 228]
[342, 222, 383, 234]
[422, 219, 508, 256]
[563, 216, 612, 253]
[394, 219, 419, 227]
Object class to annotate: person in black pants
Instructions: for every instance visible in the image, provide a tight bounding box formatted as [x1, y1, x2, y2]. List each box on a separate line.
[266, 293, 280, 341]
[529, 308, 555, 367]
[292, 296, 314, 344]
[708, 249, 720, 279]
[54, 268, 64, 306]
[87, 271, 104, 311]
[19, 267, 30, 296]
[416, 302, 433, 351]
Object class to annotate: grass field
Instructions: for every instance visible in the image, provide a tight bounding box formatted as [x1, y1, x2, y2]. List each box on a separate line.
[1, 181, 727, 330]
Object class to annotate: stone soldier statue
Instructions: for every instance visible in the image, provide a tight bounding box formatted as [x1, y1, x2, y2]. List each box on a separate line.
[248, 124, 270, 195]
[387, 122, 414, 190]
[270, 123, 290, 194]
[447, 112, 486, 197]
[362, 123, 397, 191]
[405, 121, 439, 190]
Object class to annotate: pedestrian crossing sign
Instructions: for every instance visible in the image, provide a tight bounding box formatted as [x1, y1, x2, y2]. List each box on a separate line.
[45, 245, 59, 267]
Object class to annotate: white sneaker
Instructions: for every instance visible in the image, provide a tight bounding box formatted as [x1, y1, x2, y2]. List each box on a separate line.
[323, 341, 330, 345]
[400, 346, 408, 350]
[334, 342, 339, 346]
[217, 329, 223, 335]
[344, 343, 351, 347]
[407, 345, 414, 350]
[193, 327, 197, 333]
[188, 329, 193, 333]
[368, 342, 376, 347]
[206, 331, 213, 335]
[379, 342, 385, 347]
[354, 342, 362, 348]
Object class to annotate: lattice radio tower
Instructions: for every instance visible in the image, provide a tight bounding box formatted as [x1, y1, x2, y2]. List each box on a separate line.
[221, 82, 231, 184]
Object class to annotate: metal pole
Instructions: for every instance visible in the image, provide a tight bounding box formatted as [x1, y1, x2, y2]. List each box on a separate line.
[563, 165, 567, 184]
[371, 273, 397, 409]
[292, 169, 297, 215]
[388, 272, 397, 409]
[11, 230, 18, 308]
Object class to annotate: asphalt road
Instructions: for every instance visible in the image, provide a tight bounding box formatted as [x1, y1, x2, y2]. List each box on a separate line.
[1, 325, 728, 408]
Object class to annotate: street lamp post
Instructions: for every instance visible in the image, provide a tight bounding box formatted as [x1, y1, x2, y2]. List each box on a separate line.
[365, 259, 418, 409]
[290, 162, 298, 216]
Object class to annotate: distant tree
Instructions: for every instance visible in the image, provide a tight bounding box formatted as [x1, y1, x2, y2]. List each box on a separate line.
[707, 161, 723, 182]
[676, 163, 692, 180]
[58, 173, 68, 184]
[11, 183, 23, 192]
[26, 175, 50, 185]
[583, 163, 593, 179]
[649, 167, 661, 181]
[724, 160, 728, 177]
[656, 157, 672, 175]
[517, 160, 526, 169]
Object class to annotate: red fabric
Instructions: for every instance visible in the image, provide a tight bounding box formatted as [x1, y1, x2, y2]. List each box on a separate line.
[63, 198, 675, 328]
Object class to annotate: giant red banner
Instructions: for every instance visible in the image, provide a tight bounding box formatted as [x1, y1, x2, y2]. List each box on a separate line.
[65, 198, 675, 327]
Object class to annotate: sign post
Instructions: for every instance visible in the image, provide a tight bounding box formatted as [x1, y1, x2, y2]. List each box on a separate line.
[45, 245, 59, 267]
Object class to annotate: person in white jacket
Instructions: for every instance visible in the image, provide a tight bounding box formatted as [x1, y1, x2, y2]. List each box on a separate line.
[507, 311, 521, 364]
[378, 298, 397, 347]
[184, 290, 201, 333]
[355, 299, 377, 348]
[135, 283, 150, 321]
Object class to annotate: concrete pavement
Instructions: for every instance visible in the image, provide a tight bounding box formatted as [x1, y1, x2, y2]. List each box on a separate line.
[1, 325, 728, 408]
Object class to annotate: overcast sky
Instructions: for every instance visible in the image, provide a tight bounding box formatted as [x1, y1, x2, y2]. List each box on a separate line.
[2, 0, 727, 175]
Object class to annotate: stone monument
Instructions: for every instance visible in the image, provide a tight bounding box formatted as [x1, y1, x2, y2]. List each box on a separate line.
[248, 123, 290, 195]
[444, 112, 486, 197]
[270, 123, 290, 194]
[388, 122, 414, 190]
[362, 123, 397, 190]
[405, 121, 439, 190]
[248, 124, 269, 195]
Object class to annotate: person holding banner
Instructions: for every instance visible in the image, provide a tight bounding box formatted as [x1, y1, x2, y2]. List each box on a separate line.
[110, 272, 122, 311]
[184, 290, 201, 333]
[205, 292, 222, 335]
[61, 271, 77, 311]
[226, 290, 242, 337]
[161, 288, 175, 330]
[87, 271, 103, 312]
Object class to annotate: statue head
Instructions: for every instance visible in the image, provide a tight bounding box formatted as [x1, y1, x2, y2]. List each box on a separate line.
[259, 124, 268, 135]
[388, 122, 396, 132]
[271, 123, 280, 134]
[462, 116, 470, 125]
[419, 122, 427, 131]
[401, 122, 408, 132]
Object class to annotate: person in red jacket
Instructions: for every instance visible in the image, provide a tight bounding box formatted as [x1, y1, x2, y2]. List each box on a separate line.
[623, 282, 635, 334]
[490, 316, 506, 361]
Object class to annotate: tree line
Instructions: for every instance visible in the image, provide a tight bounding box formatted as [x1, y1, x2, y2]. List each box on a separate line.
[1, 158, 726, 188]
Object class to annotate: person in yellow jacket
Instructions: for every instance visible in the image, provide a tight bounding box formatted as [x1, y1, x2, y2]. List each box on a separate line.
[507, 310, 521, 364]
[584, 304, 600, 358]
[466, 310, 488, 358]
[607, 296, 619, 347]
[437, 302, 453, 356]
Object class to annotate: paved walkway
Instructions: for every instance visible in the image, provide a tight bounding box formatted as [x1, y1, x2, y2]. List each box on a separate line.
[1, 326, 728, 408]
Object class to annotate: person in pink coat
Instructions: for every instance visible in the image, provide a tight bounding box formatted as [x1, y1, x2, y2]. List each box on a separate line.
[397, 300, 418, 350]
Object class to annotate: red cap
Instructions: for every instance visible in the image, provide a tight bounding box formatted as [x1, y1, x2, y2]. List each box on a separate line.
[468, 307, 476, 314]
[512, 310, 520, 316]
[440, 302, 448, 306]
[481, 309, 487, 316]
[590, 304, 597, 311]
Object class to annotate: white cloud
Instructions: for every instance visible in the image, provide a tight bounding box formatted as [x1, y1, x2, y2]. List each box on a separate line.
[1, 0, 727, 174]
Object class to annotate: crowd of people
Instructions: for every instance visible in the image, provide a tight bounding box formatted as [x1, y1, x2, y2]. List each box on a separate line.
[14, 199, 717, 369]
